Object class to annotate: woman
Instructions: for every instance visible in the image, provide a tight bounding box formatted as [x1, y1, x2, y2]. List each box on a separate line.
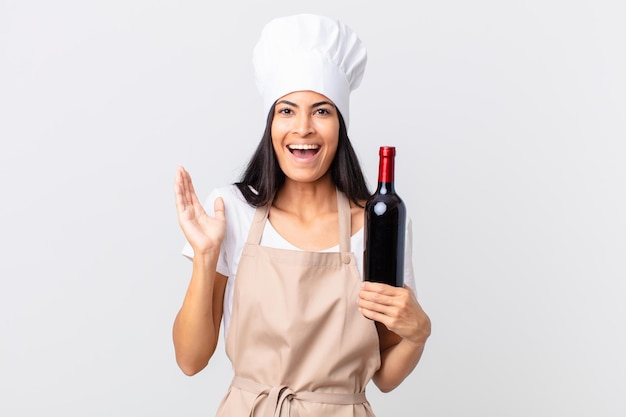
[173, 14, 431, 416]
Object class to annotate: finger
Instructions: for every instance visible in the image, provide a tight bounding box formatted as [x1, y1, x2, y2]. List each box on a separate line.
[185, 169, 203, 207]
[359, 306, 392, 326]
[181, 167, 194, 207]
[357, 297, 394, 317]
[361, 281, 403, 296]
[213, 197, 225, 221]
[359, 290, 395, 308]
[360, 286, 407, 308]
[174, 166, 187, 212]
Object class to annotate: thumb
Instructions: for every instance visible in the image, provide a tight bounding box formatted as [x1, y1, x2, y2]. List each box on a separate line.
[213, 197, 225, 221]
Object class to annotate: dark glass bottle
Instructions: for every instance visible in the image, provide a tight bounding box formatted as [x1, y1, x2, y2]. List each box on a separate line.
[363, 146, 406, 287]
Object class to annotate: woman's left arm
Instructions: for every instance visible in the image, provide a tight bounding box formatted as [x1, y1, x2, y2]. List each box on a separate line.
[358, 282, 431, 392]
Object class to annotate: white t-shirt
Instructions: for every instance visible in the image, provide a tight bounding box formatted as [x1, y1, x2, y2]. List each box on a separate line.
[182, 184, 416, 337]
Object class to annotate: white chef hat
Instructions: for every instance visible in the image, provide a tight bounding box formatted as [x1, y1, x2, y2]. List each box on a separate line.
[252, 14, 367, 129]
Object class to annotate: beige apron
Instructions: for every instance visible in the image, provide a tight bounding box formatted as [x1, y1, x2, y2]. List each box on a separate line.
[215, 190, 381, 417]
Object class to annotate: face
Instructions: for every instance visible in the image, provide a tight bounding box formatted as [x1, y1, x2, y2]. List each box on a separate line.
[271, 90, 340, 185]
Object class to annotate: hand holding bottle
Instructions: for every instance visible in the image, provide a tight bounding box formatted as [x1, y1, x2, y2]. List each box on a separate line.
[174, 166, 226, 256]
[358, 282, 431, 346]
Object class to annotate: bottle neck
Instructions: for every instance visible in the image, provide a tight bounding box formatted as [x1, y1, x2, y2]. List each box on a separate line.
[377, 154, 395, 193]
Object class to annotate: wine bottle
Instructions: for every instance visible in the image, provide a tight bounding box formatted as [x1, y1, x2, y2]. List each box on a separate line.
[363, 146, 406, 287]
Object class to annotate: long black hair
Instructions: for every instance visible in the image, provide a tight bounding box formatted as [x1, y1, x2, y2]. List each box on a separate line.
[235, 105, 371, 207]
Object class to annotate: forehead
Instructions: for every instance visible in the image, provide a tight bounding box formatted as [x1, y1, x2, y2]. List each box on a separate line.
[276, 90, 334, 105]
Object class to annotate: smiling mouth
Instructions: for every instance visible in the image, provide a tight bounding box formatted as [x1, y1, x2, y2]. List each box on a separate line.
[288, 144, 320, 158]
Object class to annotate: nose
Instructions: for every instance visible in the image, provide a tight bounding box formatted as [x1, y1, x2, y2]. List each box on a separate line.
[293, 113, 314, 137]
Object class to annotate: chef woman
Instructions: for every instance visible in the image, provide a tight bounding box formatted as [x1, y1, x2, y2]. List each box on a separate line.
[173, 14, 431, 416]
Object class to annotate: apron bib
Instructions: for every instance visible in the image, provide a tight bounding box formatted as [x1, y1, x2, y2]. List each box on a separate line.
[216, 190, 380, 417]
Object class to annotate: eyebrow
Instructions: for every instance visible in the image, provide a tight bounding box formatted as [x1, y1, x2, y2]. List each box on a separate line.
[275, 100, 335, 109]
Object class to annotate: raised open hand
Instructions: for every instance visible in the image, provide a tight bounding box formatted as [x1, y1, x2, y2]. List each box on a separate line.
[174, 166, 226, 255]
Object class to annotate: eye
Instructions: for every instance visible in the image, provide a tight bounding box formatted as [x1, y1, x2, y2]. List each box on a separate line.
[275, 105, 292, 114]
[314, 107, 332, 115]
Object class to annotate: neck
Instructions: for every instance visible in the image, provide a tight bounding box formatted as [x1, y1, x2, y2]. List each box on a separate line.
[273, 175, 337, 218]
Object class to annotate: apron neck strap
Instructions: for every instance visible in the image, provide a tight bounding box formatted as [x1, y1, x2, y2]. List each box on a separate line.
[247, 189, 352, 252]
[336, 189, 351, 253]
[247, 199, 271, 245]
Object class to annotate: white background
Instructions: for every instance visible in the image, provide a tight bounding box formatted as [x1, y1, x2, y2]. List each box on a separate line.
[1, 0, 625, 416]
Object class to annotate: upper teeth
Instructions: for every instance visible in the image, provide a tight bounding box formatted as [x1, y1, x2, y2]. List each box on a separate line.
[288, 144, 319, 150]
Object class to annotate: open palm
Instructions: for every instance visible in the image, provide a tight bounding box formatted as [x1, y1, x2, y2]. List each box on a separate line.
[174, 166, 226, 254]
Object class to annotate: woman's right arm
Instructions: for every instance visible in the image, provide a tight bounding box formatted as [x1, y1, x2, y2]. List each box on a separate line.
[173, 260, 227, 375]
[172, 166, 227, 375]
